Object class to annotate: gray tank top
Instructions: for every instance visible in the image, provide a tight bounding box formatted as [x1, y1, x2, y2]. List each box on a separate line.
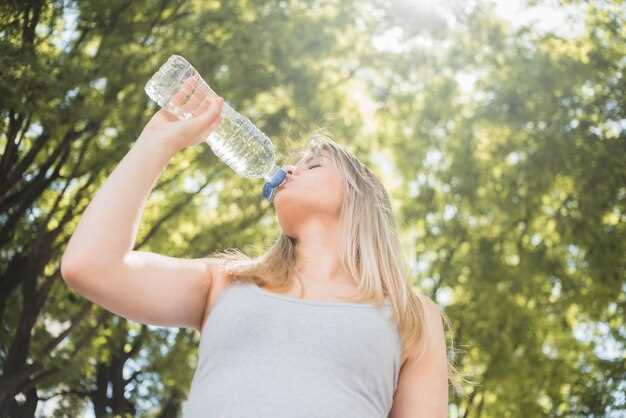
[182, 281, 402, 418]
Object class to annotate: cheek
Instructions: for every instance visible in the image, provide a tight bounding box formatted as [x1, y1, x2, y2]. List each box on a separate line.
[330, 176, 344, 195]
[317, 175, 344, 208]
[274, 175, 344, 212]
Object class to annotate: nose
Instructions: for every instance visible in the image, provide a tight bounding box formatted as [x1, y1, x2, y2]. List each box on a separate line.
[280, 165, 297, 188]
[285, 165, 298, 178]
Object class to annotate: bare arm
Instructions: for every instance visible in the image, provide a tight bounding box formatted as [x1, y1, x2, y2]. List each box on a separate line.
[62, 133, 177, 265]
[61, 88, 224, 330]
[388, 293, 449, 418]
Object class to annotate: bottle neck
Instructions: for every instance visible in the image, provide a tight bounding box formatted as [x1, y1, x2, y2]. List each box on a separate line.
[264, 164, 286, 184]
[261, 164, 287, 202]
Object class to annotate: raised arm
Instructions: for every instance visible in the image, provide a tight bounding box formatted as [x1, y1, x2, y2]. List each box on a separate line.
[61, 85, 224, 331]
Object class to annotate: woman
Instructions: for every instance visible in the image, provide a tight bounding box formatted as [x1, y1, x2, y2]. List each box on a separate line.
[61, 84, 462, 418]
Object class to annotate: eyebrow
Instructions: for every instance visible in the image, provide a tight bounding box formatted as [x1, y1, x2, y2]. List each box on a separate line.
[304, 155, 318, 164]
[296, 154, 320, 167]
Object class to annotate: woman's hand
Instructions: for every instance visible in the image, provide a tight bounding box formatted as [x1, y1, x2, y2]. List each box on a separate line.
[138, 77, 225, 153]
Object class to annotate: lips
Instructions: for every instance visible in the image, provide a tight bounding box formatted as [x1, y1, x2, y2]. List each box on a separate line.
[278, 179, 291, 191]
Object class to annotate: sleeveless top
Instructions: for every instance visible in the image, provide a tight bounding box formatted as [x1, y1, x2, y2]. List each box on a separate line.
[182, 281, 402, 418]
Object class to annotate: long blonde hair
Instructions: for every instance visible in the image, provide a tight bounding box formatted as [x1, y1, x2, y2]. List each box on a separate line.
[207, 130, 469, 396]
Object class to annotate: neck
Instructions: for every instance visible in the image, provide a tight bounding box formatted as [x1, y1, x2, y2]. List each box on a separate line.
[291, 219, 356, 286]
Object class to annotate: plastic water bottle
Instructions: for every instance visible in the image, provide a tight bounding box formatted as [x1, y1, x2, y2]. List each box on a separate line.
[144, 54, 286, 202]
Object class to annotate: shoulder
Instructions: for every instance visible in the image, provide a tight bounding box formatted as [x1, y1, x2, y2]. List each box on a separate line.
[197, 259, 232, 332]
[417, 292, 443, 321]
[388, 291, 449, 418]
[413, 291, 446, 363]
[201, 258, 233, 287]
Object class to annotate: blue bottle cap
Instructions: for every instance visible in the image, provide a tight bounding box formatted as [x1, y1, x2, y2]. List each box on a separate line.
[262, 168, 287, 202]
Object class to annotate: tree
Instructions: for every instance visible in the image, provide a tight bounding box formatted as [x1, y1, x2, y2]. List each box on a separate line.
[0, 0, 375, 416]
[376, 1, 625, 416]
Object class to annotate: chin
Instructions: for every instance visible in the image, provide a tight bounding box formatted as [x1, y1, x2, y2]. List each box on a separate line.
[274, 200, 292, 228]
[276, 215, 297, 239]
[274, 193, 300, 235]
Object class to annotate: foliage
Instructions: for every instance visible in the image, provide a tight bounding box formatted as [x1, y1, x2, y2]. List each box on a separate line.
[0, 0, 623, 416]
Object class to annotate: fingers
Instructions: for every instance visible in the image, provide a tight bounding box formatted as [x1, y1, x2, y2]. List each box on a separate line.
[196, 93, 220, 114]
[201, 97, 224, 131]
[193, 95, 211, 116]
[182, 96, 223, 135]
[205, 96, 224, 120]
[191, 94, 222, 115]
[184, 97, 223, 146]
[168, 76, 203, 117]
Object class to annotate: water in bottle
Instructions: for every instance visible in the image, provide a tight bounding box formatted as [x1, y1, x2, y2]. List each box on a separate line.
[144, 54, 286, 202]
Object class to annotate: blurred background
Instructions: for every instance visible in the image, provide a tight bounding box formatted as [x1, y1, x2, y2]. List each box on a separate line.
[0, 0, 624, 417]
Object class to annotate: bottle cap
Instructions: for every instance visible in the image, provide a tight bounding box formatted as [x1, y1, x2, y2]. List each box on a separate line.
[262, 168, 287, 202]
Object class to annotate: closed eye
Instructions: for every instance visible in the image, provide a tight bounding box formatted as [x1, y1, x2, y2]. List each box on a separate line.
[308, 164, 321, 169]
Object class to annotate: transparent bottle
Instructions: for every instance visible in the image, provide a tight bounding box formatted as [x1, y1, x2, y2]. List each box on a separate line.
[144, 54, 286, 202]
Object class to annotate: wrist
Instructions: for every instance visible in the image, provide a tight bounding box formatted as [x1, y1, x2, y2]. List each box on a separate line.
[135, 132, 180, 158]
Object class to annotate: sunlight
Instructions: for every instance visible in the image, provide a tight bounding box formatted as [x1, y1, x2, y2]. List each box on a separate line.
[493, 0, 587, 39]
[372, 0, 588, 55]
[372, 27, 405, 53]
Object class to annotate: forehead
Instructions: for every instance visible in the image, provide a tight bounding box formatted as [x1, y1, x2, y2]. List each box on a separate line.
[294, 148, 330, 166]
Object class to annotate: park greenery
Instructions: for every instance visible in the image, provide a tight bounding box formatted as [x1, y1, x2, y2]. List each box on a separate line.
[0, 0, 624, 417]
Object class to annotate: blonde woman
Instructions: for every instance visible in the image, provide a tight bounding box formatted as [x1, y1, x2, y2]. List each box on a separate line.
[62, 91, 462, 417]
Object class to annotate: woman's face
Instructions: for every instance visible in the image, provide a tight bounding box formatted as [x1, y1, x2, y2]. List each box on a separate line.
[273, 149, 345, 237]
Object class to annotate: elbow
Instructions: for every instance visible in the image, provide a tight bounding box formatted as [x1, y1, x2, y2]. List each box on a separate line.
[60, 254, 88, 285]
[60, 257, 77, 284]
